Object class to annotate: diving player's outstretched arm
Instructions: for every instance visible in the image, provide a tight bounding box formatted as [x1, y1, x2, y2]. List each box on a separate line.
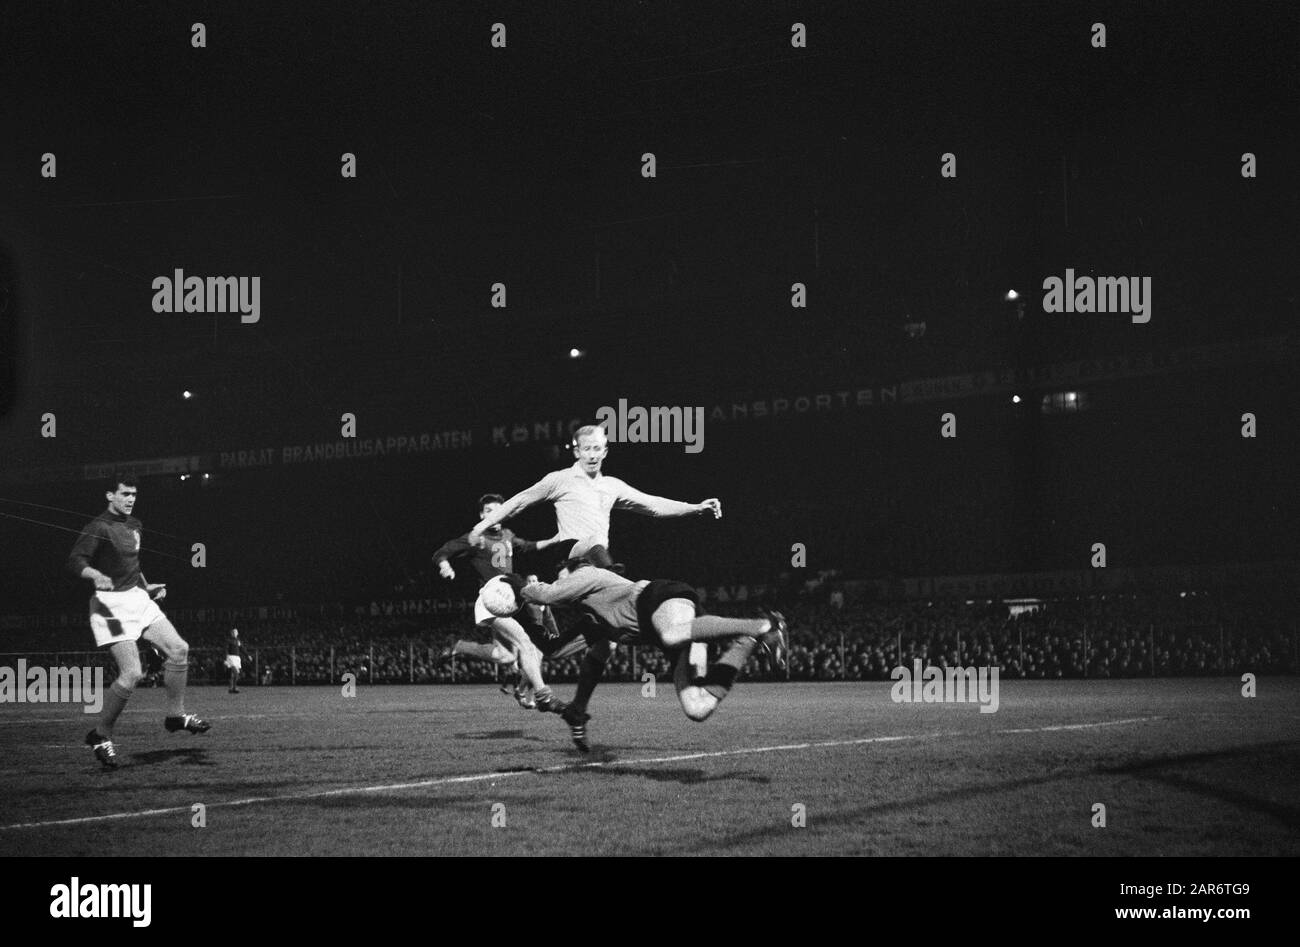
[519, 568, 611, 607]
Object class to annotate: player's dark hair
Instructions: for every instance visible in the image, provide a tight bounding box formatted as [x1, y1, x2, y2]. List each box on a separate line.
[478, 493, 505, 509]
[106, 472, 138, 493]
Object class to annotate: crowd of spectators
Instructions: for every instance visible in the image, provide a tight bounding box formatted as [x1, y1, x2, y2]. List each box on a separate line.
[768, 595, 1293, 681]
[6, 590, 1293, 686]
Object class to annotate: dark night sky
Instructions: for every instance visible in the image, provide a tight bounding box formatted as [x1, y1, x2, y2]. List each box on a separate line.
[0, 0, 1296, 606]
[0, 0, 1295, 460]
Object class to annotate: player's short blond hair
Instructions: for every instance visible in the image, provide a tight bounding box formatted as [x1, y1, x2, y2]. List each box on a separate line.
[572, 424, 607, 445]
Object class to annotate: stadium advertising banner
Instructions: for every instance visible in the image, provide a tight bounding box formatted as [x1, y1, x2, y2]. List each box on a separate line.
[696, 561, 1300, 604]
[3, 335, 1293, 484]
[911, 560, 1300, 600]
[5, 562, 1293, 629]
[0, 598, 472, 630]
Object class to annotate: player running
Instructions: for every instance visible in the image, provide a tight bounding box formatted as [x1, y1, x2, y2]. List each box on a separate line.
[432, 493, 568, 712]
[486, 560, 787, 751]
[69, 474, 210, 770]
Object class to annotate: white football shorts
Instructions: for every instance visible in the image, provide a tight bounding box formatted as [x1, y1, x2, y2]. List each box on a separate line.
[89, 587, 164, 648]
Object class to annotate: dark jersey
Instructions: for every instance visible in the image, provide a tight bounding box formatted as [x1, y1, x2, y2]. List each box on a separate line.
[522, 567, 648, 641]
[432, 528, 539, 586]
[226, 637, 242, 656]
[67, 510, 146, 592]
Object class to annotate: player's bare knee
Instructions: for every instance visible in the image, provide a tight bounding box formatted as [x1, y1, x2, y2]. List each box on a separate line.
[116, 670, 144, 691]
[679, 686, 718, 722]
[659, 623, 691, 648]
[166, 640, 190, 663]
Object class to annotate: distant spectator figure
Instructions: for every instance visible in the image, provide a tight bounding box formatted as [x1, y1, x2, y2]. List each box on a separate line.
[225, 628, 245, 693]
[261, 666, 273, 686]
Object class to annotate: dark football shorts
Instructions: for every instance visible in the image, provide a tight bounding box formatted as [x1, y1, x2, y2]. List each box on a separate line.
[635, 579, 705, 649]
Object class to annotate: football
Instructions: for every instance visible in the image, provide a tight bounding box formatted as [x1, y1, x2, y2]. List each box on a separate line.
[480, 575, 520, 617]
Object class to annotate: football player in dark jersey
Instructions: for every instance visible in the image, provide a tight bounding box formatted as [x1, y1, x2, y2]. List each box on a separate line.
[433, 493, 568, 712]
[69, 474, 210, 769]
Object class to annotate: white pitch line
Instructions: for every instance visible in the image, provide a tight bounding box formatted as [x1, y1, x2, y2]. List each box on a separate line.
[997, 716, 1159, 733]
[0, 715, 1160, 832]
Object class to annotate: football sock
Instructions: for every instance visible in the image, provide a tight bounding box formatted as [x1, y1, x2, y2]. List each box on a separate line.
[98, 682, 133, 739]
[515, 642, 548, 693]
[163, 659, 188, 716]
[486, 643, 517, 664]
[701, 637, 758, 700]
[452, 641, 502, 662]
[571, 649, 607, 712]
[687, 615, 770, 642]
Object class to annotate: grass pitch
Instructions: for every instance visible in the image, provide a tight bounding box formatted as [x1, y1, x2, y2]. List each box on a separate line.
[1, 679, 1296, 856]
